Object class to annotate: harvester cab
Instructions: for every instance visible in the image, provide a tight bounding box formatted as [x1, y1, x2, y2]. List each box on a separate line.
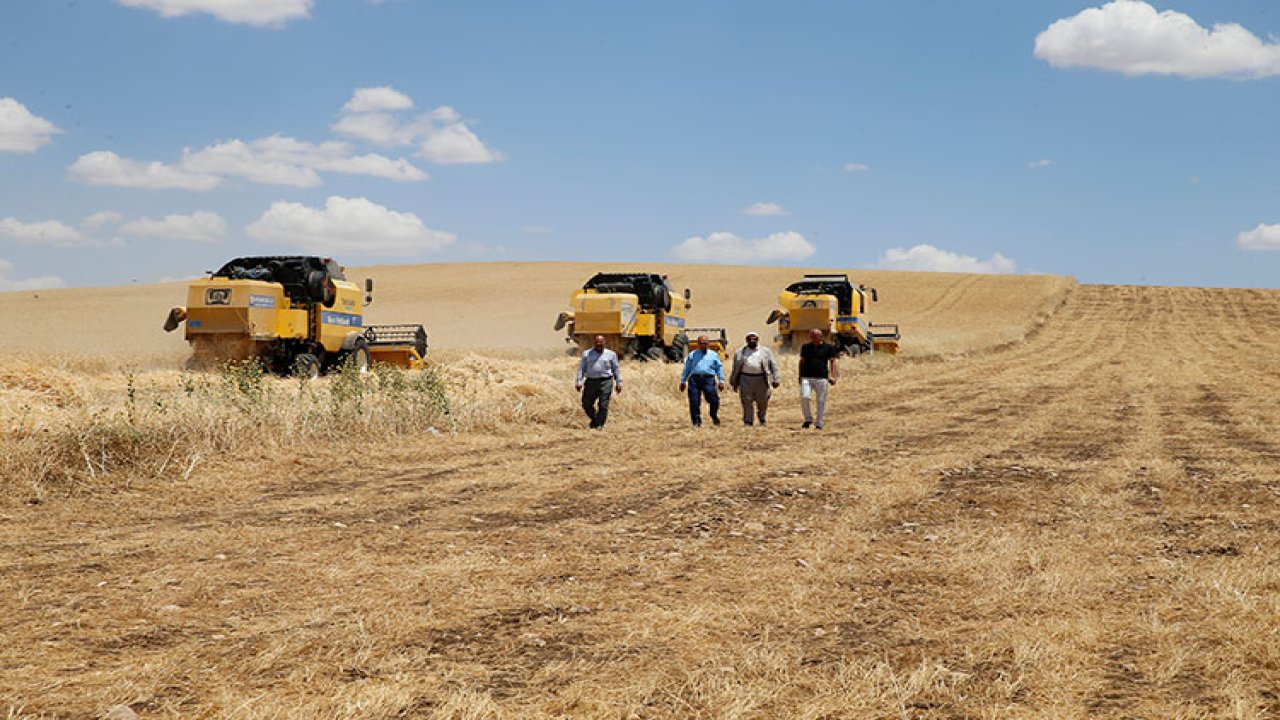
[685, 327, 730, 362]
[554, 272, 691, 362]
[765, 273, 900, 355]
[164, 256, 428, 376]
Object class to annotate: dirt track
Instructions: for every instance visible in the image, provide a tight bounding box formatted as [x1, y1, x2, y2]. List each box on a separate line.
[4, 283, 1280, 718]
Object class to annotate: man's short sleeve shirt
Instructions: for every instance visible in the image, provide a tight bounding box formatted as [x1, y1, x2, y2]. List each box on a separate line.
[799, 342, 839, 379]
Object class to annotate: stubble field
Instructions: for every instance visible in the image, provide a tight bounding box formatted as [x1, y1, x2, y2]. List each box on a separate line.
[1, 263, 1277, 719]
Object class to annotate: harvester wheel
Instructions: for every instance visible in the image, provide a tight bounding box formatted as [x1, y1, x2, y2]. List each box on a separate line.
[348, 344, 371, 373]
[666, 334, 688, 362]
[644, 346, 664, 362]
[293, 353, 320, 379]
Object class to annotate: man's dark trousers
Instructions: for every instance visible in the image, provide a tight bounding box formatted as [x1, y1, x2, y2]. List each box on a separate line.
[582, 377, 614, 428]
[686, 374, 720, 426]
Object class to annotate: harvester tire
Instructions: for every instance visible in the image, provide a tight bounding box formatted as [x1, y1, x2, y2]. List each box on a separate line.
[347, 344, 371, 373]
[644, 346, 664, 362]
[665, 333, 688, 362]
[293, 353, 320, 379]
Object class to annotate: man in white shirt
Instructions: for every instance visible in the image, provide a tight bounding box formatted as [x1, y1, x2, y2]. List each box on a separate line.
[575, 335, 622, 429]
[729, 332, 781, 426]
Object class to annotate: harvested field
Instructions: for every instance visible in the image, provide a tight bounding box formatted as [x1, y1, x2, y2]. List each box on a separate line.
[1, 265, 1278, 719]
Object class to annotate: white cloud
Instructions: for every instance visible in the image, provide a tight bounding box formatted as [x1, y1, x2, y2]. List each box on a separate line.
[1035, 0, 1280, 79]
[71, 136, 426, 190]
[342, 86, 414, 114]
[843, 162, 870, 173]
[116, 0, 313, 28]
[182, 135, 428, 185]
[119, 211, 227, 243]
[0, 218, 97, 247]
[334, 90, 502, 164]
[673, 231, 816, 264]
[417, 120, 501, 164]
[0, 259, 63, 292]
[0, 98, 60, 153]
[246, 196, 456, 257]
[743, 202, 789, 217]
[181, 139, 322, 187]
[69, 151, 221, 190]
[331, 112, 414, 147]
[1236, 223, 1280, 250]
[81, 211, 125, 231]
[522, 225, 552, 235]
[2, 211, 224, 247]
[1029, 159, 1053, 169]
[877, 244, 1016, 274]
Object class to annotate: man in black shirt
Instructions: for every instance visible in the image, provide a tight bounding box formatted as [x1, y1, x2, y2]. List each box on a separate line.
[798, 328, 839, 429]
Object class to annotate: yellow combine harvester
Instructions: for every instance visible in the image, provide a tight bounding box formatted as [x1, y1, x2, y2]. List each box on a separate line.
[163, 256, 427, 376]
[766, 273, 900, 355]
[685, 327, 730, 362]
[554, 272, 691, 361]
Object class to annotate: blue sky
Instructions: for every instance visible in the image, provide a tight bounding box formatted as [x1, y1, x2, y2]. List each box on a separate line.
[3, 0, 1280, 289]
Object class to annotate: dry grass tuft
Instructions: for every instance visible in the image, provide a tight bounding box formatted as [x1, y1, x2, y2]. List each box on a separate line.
[0, 360, 453, 501]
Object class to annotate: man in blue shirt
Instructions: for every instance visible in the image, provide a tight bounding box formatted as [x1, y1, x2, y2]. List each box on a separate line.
[679, 335, 724, 427]
[575, 334, 622, 429]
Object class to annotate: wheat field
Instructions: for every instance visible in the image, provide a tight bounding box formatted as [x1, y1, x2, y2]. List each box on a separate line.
[2, 264, 1278, 719]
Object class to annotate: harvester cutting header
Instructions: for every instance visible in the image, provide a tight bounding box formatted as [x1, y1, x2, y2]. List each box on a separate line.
[164, 256, 427, 376]
[766, 273, 899, 355]
[554, 272, 691, 362]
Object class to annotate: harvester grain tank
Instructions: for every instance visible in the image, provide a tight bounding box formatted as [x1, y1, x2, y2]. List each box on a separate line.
[766, 273, 900, 354]
[554, 272, 691, 361]
[163, 256, 428, 376]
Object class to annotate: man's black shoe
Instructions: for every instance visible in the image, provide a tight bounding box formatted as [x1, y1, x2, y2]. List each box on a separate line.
[802, 421, 812, 429]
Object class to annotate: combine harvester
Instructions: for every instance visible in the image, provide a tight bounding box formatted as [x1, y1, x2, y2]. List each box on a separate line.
[685, 327, 731, 362]
[554, 272, 691, 361]
[766, 273, 900, 355]
[163, 256, 428, 377]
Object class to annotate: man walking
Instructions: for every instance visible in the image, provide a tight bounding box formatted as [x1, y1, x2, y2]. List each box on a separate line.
[575, 334, 622, 429]
[730, 331, 780, 426]
[679, 335, 724, 427]
[798, 328, 839, 429]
